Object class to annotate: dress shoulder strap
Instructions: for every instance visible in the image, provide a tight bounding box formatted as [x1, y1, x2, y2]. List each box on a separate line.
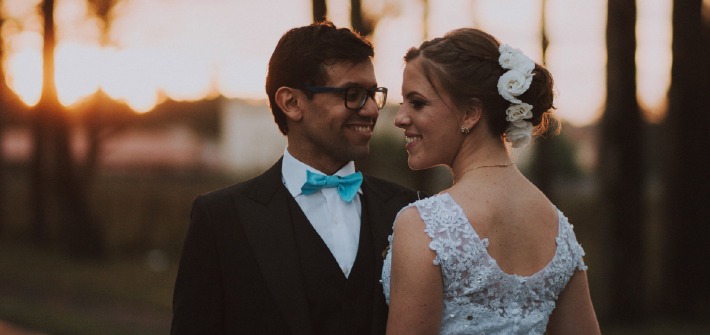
[555, 208, 588, 271]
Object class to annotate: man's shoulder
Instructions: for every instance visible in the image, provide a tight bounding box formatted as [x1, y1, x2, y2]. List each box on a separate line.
[363, 174, 410, 190]
[198, 180, 249, 200]
[362, 174, 419, 199]
[197, 164, 280, 204]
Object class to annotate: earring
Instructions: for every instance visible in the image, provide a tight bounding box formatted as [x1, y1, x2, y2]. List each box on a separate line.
[460, 126, 470, 134]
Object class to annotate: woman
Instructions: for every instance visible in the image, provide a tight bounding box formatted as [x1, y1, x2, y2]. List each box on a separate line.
[381, 28, 600, 334]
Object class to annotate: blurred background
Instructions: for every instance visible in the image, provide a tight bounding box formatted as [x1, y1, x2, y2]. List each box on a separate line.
[0, 0, 708, 334]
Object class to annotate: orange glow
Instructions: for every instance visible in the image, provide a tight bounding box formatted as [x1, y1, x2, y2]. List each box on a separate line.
[1, 0, 671, 125]
[5, 41, 163, 112]
[5, 47, 42, 106]
[637, 0, 672, 121]
[55, 42, 102, 106]
[98, 47, 161, 113]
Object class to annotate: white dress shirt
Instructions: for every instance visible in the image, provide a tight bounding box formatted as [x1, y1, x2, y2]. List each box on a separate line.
[281, 149, 362, 278]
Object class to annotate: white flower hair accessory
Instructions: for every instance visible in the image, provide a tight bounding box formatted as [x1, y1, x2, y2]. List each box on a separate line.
[505, 120, 533, 148]
[498, 71, 531, 104]
[499, 45, 535, 74]
[506, 103, 533, 122]
[497, 44, 535, 148]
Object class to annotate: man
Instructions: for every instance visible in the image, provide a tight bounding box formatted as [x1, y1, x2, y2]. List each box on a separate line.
[171, 21, 419, 335]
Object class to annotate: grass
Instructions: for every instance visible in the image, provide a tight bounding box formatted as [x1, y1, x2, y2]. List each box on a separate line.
[3, 226, 709, 335]
[0, 240, 177, 335]
[1, 167, 709, 334]
[0, 168, 235, 335]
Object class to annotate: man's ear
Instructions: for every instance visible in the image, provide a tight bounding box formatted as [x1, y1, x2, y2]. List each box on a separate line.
[462, 98, 483, 130]
[275, 87, 304, 122]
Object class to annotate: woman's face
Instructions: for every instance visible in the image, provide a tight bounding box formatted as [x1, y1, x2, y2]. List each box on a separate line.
[394, 58, 465, 170]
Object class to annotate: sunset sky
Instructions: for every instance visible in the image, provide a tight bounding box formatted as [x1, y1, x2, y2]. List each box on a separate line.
[1, 0, 673, 126]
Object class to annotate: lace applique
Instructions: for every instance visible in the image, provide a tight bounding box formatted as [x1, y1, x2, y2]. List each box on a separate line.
[382, 193, 587, 334]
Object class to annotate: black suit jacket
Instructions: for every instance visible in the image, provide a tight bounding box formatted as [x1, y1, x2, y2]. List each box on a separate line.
[171, 158, 419, 334]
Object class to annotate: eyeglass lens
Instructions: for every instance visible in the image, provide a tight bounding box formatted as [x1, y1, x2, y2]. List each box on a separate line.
[345, 88, 386, 110]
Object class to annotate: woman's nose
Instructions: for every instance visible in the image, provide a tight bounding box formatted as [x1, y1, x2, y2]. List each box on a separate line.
[394, 105, 410, 128]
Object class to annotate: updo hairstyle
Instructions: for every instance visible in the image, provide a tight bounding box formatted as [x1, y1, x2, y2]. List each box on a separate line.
[404, 28, 558, 139]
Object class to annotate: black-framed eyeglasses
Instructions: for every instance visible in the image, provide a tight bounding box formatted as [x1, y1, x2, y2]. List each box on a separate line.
[304, 86, 388, 110]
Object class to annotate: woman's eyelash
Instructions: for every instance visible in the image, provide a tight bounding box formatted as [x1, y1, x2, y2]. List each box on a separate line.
[409, 99, 426, 108]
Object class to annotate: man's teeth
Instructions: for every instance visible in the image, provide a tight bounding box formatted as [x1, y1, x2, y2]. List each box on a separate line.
[351, 126, 371, 133]
[405, 136, 421, 144]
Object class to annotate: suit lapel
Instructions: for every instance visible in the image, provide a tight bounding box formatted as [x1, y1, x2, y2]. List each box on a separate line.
[236, 159, 312, 335]
[360, 177, 401, 334]
[360, 177, 397, 262]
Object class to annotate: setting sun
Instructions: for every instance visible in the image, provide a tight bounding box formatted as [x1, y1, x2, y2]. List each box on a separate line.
[5, 46, 42, 106]
[55, 42, 103, 106]
[1, 0, 671, 124]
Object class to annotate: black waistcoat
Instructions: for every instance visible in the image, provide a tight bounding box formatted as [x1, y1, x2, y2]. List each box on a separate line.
[289, 198, 383, 335]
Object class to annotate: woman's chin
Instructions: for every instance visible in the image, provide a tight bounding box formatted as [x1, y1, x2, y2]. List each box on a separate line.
[407, 159, 429, 171]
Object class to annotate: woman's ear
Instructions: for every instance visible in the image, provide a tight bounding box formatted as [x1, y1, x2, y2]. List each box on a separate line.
[275, 87, 304, 122]
[462, 98, 483, 130]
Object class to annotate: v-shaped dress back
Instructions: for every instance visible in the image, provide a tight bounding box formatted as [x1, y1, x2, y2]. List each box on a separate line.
[382, 193, 587, 334]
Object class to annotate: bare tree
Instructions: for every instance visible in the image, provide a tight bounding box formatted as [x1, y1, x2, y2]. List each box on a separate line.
[529, 0, 555, 197]
[0, 1, 7, 233]
[81, 0, 118, 180]
[0, 14, 25, 237]
[599, 0, 645, 322]
[662, 0, 710, 319]
[350, 0, 375, 37]
[422, 0, 429, 40]
[30, 0, 56, 244]
[32, 0, 105, 257]
[312, 0, 327, 22]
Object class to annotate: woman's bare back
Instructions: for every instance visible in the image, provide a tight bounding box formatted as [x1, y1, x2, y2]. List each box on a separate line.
[447, 167, 559, 277]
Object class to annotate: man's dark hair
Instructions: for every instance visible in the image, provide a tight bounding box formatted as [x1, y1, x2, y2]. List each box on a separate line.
[265, 21, 374, 134]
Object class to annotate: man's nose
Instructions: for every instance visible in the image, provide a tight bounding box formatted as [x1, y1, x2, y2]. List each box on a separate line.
[358, 96, 380, 118]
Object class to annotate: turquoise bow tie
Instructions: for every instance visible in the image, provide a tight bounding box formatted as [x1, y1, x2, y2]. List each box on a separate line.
[301, 170, 363, 202]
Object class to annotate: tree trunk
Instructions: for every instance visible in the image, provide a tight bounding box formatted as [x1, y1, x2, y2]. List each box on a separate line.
[530, 0, 555, 198]
[662, 0, 710, 319]
[36, 0, 105, 257]
[350, 0, 372, 37]
[312, 0, 327, 22]
[422, 0, 429, 40]
[82, 0, 118, 182]
[0, 5, 7, 234]
[53, 112, 105, 257]
[30, 0, 61, 244]
[599, 0, 645, 322]
[0, 96, 4, 236]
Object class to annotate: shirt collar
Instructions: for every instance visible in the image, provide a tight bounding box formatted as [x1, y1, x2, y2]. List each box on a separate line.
[282, 148, 360, 198]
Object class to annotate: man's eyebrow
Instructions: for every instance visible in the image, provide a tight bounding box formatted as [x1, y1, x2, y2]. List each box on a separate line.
[333, 81, 378, 88]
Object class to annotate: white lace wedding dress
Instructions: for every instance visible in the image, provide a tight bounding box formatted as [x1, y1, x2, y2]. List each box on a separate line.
[381, 193, 587, 335]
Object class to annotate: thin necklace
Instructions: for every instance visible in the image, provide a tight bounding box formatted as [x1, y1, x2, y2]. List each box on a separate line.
[454, 162, 514, 184]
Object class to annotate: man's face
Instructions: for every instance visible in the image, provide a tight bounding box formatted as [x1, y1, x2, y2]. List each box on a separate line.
[289, 60, 380, 173]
